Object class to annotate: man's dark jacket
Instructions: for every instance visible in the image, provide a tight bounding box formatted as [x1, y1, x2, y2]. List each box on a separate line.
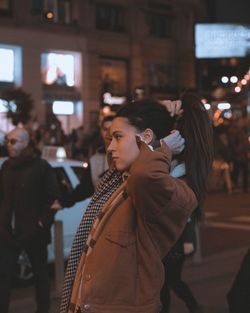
[0, 152, 60, 246]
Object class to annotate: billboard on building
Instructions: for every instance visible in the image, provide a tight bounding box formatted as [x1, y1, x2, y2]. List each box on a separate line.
[41, 52, 75, 87]
[195, 24, 250, 59]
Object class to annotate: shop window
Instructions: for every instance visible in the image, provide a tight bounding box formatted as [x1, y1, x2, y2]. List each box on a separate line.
[0, 48, 14, 82]
[0, 45, 22, 86]
[46, 100, 83, 135]
[148, 63, 176, 92]
[41, 52, 75, 87]
[96, 4, 125, 32]
[100, 58, 128, 96]
[52, 100, 74, 115]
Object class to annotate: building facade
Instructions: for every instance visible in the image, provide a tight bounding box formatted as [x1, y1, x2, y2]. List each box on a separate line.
[0, 0, 204, 134]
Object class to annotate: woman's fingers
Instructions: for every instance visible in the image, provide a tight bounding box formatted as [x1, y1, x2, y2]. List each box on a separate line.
[161, 100, 183, 117]
[161, 130, 185, 155]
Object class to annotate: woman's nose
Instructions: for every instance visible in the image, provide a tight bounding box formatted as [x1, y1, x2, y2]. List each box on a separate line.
[107, 140, 115, 152]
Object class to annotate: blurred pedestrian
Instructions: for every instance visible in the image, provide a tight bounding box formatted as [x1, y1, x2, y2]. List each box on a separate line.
[213, 125, 233, 194]
[0, 127, 60, 313]
[160, 216, 202, 313]
[50, 116, 114, 211]
[51, 162, 94, 210]
[227, 247, 250, 313]
[230, 117, 249, 193]
[89, 115, 114, 187]
[70, 126, 86, 160]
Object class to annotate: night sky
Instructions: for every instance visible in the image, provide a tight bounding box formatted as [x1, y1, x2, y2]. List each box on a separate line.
[207, 0, 250, 24]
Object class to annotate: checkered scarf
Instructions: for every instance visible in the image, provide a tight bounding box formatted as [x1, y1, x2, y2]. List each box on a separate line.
[59, 168, 123, 313]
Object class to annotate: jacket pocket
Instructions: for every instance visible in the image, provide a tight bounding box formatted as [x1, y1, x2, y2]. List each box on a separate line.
[105, 231, 136, 248]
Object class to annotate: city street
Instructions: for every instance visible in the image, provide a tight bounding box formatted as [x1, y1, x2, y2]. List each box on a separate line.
[202, 190, 250, 255]
[9, 189, 250, 313]
[1, 1, 250, 313]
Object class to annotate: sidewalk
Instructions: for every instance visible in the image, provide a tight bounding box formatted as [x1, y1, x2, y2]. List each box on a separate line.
[171, 247, 247, 313]
[10, 246, 247, 313]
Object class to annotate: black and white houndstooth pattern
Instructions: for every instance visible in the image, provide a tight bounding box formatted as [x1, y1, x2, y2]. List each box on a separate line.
[59, 168, 123, 313]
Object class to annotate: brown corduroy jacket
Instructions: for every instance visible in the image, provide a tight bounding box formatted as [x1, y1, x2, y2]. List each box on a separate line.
[74, 143, 197, 313]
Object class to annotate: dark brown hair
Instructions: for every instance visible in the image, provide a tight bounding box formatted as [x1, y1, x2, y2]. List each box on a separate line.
[116, 95, 213, 212]
[116, 99, 174, 140]
[176, 92, 213, 209]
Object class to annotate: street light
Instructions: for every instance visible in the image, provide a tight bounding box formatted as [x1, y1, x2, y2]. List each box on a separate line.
[217, 102, 231, 110]
[221, 76, 229, 83]
[230, 76, 238, 83]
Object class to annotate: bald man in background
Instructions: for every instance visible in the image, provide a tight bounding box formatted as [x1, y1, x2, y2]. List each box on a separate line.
[0, 127, 60, 313]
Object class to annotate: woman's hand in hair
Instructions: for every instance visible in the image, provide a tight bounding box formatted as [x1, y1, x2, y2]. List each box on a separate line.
[161, 100, 183, 117]
[160, 130, 185, 155]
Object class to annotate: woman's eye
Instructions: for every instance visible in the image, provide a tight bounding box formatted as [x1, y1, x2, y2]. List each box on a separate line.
[115, 134, 122, 140]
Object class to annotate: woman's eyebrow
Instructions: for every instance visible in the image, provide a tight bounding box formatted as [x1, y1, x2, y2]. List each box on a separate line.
[111, 130, 123, 136]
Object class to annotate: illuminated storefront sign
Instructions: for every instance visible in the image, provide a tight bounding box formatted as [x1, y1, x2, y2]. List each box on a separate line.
[195, 24, 250, 59]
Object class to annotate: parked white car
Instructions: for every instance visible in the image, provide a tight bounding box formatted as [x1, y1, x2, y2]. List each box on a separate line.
[0, 154, 91, 284]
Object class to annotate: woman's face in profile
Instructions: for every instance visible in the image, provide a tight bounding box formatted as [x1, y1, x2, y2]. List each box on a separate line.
[107, 117, 140, 172]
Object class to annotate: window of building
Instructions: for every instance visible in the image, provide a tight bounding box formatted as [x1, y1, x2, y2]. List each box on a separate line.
[0, 99, 8, 112]
[41, 52, 75, 87]
[0, 98, 15, 134]
[57, 0, 71, 24]
[100, 58, 128, 95]
[0, 45, 22, 86]
[147, 12, 172, 38]
[46, 100, 83, 134]
[0, 0, 11, 16]
[96, 4, 125, 32]
[146, 1, 173, 38]
[148, 63, 176, 92]
[0, 48, 14, 82]
[32, 0, 43, 14]
[35, 0, 72, 24]
[52, 100, 74, 115]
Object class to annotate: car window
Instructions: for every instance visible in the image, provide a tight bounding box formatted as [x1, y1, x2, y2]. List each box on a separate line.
[53, 167, 73, 194]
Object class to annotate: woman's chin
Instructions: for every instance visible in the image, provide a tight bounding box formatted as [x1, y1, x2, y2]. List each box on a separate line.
[115, 165, 124, 172]
[115, 163, 127, 173]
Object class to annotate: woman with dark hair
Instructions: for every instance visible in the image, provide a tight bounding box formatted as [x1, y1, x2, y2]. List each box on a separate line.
[160, 93, 214, 313]
[59, 96, 212, 313]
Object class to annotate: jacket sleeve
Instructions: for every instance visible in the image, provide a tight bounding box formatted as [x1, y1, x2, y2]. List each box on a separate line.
[61, 165, 94, 208]
[127, 143, 198, 257]
[39, 160, 61, 227]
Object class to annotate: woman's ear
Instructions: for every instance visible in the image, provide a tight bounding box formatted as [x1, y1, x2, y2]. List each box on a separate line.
[140, 128, 154, 145]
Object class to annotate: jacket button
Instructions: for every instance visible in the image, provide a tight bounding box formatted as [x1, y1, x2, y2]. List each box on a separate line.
[83, 303, 91, 311]
[85, 274, 91, 281]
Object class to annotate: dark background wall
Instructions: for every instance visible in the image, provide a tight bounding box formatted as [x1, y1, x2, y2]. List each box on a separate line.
[206, 0, 250, 23]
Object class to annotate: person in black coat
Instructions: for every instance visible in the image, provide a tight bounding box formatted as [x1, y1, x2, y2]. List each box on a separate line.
[227, 247, 250, 313]
[0, 127, 61, 313]
[160, 216, 203, 313]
